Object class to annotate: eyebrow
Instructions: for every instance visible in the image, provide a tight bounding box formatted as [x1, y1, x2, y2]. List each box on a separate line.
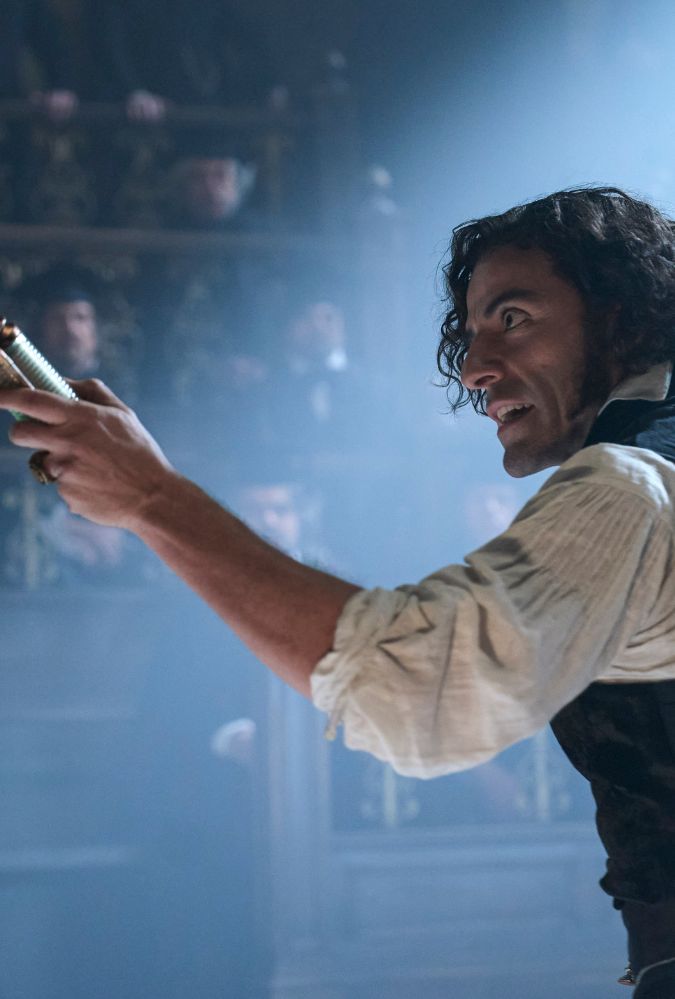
[464, 287, 542, 341]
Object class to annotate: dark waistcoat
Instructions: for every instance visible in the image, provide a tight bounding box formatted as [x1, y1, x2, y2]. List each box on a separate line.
[550, 372, 675, 903]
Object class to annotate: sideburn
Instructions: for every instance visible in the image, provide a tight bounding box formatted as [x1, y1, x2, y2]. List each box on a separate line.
[576, 312, 620, 415]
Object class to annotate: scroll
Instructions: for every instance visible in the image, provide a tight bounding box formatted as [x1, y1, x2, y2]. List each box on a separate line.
[0, 319, 77, 402]
[0, 319, 78, 482]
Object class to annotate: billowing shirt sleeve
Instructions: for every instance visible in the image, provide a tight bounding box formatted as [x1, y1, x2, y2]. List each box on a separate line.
[311, 448, 673, 777]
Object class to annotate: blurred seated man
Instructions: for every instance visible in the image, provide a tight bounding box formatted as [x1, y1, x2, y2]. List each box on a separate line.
[166, 141, 258, 230]
[27, 264, 100, 377]
[197, 284, 364, 463]
[288, 297, 348, 430]
[286, 299, 349, 380]
[0, 0, 78, 122]
[235, 479, 304, 555]
[191, 294, 356, 474]
[252, 286, 365, 457]
[231, 476, 335, 567]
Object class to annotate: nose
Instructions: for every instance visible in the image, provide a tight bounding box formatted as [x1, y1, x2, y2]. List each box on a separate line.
[460, 337, 505, 391]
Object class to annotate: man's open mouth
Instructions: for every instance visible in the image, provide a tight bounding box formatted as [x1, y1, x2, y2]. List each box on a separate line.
[497, 404, 534, 427]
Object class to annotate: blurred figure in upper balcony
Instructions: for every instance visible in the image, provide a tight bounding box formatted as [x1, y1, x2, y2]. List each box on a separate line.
[89, 0, 284, 121]
[0, 0, 79, 122]
[165, 132, 259, 230]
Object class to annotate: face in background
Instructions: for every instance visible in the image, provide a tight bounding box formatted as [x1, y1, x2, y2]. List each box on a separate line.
[287, 301, 346, 360]
[39, 299, 99, 376]
[181, 157, 244, 224]
[464, 483, 522, 545]
[237, 484, 302, 552]
[461, 245, 621, 477]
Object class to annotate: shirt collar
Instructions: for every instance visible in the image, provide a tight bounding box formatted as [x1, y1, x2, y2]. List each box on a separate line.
[597, 361, 673, 416]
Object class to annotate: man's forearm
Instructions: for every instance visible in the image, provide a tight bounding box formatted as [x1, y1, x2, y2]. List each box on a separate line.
[128, 471, 360, 697]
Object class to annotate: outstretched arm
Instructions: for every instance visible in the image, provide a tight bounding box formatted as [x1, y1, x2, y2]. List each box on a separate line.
[0, 380, 359, 697]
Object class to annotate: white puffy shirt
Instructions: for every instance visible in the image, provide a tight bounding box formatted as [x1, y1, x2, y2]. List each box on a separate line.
[311, 442, 675, 778]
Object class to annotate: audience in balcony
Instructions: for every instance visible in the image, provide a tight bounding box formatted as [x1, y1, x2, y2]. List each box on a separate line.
[0, 0, 79, 121]
[88, 0, 282, 120]
[165, 133, 259, 230]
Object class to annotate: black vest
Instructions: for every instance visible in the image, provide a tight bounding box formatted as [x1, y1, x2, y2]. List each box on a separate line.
[550, 374, 675, 904]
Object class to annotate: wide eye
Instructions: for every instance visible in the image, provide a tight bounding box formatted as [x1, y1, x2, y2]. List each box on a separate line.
[503, 308, 525, 330]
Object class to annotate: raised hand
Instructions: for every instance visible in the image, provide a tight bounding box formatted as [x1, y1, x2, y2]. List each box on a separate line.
[0, 379, 176, 529]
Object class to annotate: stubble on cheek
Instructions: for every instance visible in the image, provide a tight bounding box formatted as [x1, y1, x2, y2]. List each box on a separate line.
[503, 311, 617, 477]
[543, 325, 614, 467]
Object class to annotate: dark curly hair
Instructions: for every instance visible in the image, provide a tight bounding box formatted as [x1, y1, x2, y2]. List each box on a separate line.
[438, 186, 675, 414]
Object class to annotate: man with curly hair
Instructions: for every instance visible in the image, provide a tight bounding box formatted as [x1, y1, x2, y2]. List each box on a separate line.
[1, 186, 674, 995]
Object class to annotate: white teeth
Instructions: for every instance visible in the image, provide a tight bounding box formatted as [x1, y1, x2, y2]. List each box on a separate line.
[496, 403, 530, 423]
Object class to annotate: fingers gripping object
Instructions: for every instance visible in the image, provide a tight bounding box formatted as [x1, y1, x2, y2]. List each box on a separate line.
[0, 319, 78, 484]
